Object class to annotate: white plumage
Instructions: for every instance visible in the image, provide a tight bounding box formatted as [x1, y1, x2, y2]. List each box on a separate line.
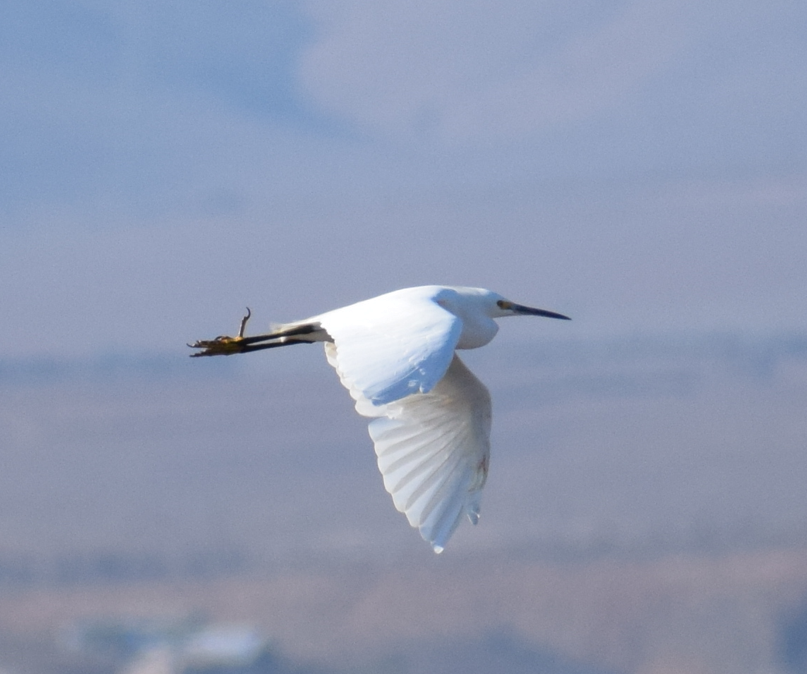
[190, 285, 569, 552]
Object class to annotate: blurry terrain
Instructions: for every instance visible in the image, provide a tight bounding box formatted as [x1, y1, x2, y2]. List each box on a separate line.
[1, 332, 806, 673]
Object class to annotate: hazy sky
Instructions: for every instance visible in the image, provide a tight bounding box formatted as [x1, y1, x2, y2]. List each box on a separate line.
[2, 0, 805, 358]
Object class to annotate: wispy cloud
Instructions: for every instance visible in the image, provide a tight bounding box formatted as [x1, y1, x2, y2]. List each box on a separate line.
[299, 0, 804, 146]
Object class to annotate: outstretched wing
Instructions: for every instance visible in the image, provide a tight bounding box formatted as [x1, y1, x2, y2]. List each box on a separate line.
[326, 345, 492, 553]
[318, 288, 462, 406]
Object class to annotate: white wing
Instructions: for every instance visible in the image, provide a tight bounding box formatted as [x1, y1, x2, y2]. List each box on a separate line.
[317, 287, 462, 406]
[326, 345, 491, 553]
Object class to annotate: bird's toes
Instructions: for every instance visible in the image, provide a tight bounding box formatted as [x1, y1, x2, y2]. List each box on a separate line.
[187, 335, 245, 357]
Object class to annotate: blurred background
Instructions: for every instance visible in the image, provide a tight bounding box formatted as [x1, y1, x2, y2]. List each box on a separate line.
[1, 1, 806, 672]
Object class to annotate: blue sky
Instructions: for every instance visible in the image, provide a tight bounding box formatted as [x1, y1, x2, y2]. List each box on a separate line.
[1, 0, 805, 358]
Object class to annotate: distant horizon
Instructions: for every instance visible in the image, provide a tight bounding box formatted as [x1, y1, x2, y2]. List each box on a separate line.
[1, 327, 805, 384]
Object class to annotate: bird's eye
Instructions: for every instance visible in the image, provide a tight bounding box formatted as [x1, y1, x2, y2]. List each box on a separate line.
[497, 300, 512, 310]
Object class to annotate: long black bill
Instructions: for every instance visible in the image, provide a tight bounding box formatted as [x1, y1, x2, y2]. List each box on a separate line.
[511, 303, 571, 320]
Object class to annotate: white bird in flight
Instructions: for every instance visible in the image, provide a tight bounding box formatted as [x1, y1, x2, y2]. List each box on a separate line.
[189, 286, 569, 553]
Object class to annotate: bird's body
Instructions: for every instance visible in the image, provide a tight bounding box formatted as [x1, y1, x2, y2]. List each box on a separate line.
[190, 286, 569, 552]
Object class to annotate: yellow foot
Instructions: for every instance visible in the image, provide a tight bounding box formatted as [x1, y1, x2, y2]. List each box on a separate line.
[188, 308, 252, 357]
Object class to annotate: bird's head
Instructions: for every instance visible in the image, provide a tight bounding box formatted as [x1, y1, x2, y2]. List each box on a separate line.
[447, 287, 569, 321]
[442, 288, 569, 350]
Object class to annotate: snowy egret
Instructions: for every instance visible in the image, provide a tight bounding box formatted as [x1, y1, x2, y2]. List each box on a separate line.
[189, 286, 569, 552]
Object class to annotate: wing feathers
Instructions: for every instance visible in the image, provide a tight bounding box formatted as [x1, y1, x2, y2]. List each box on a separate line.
[355, 354, 491, 552]
[319, 289, 493, 552]
[318, 289, 462, 405]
